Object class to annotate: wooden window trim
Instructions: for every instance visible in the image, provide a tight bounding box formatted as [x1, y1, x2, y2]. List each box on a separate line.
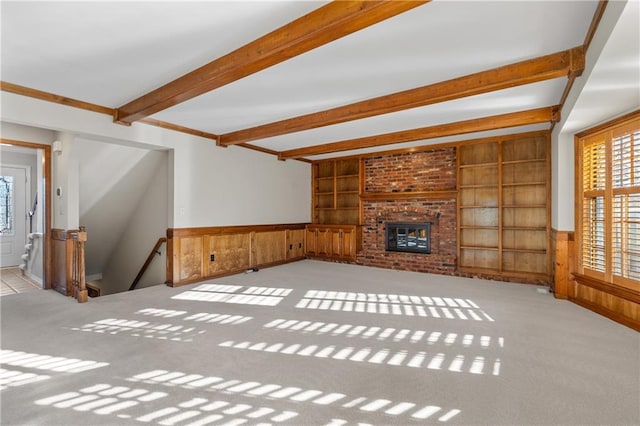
[575, 110, 640, 292]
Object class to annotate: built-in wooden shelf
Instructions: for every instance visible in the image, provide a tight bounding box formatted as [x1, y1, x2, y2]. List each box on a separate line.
[312, 158, 362, 225]
[460, 246, 499, 251]
[458, 162, 498, 168]
[459, 184, 499, 189]
[502, 182, 546, 187]
[458, 133, 550, 280]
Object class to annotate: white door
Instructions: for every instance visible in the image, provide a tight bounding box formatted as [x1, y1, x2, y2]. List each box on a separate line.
[0, 166, 27, 267]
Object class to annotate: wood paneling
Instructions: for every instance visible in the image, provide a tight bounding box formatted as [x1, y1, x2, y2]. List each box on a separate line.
[207, 234, 251, 275]
[287, 229, 306, 259]
[179, 236, 203, 282]
[552, 230, 573, 299]
[251, 231, 286, 267]
[167, 224, 307, 286]
[571, 273, 640, 331]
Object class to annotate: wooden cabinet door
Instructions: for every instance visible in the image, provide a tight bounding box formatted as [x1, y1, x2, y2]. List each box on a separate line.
[340, 228, 356, 259]
[317, 228, 331, 256]
[330, 228, 342, 258]
[305, 228, 318, 255]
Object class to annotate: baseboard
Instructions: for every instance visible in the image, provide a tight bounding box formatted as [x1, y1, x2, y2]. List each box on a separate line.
[166, 257, 305, 288]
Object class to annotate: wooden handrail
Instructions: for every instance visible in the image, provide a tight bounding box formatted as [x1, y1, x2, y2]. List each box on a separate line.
[129, 237, 166, 291]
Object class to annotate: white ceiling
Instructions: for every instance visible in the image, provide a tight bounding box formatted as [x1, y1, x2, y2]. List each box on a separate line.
[2, 0, 635, 161]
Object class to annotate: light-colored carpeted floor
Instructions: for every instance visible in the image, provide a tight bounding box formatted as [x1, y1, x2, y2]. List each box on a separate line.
[1, 260, 638, 425]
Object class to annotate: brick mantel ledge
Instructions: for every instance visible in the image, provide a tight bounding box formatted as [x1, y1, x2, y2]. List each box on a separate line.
[360, 190, 457, 201]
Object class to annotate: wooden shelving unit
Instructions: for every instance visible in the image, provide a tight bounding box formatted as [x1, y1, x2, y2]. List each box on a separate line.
[458, 134, 550, 280]
[309, 158, 362, 261]
[312, 158, 361, 225]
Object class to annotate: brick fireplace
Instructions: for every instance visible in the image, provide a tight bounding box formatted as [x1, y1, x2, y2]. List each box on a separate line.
[356, 147, 458, 275]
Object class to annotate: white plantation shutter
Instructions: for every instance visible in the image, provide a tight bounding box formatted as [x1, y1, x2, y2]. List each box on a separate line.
[578, 117, 640, 287]
[583, 139, 606, 191]
[581, 137, 607, 275]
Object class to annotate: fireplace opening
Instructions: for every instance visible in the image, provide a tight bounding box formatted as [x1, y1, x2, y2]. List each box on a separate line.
[385, 222, 432, 254]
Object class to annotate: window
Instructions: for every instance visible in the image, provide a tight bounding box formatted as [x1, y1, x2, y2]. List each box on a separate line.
[577, 112, 640, 288]
[0, 175, 14, 235]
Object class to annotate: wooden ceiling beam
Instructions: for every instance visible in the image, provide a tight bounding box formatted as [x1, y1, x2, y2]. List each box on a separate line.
[278, 105, 560, 160]
[221, 47, 583, 146]
[114, 1, 429, 125]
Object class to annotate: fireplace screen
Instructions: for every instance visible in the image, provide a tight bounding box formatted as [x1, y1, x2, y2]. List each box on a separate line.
[386, 222, 431, 254]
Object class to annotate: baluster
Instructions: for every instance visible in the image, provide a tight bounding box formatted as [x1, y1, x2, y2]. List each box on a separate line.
[76, 226, 88, 303]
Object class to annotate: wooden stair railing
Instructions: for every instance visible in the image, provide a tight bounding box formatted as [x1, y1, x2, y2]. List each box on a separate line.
[70, 226, 88, 303]
[129, 237, 166, 291]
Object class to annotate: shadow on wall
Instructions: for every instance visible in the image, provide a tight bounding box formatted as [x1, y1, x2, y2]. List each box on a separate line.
[80, 147, 169, 296]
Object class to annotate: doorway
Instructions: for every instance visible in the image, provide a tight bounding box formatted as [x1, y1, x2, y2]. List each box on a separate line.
[0, 139, 51, 290]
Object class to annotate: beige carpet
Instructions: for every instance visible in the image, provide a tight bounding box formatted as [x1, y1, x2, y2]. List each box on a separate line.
[1, 260, 638, 425]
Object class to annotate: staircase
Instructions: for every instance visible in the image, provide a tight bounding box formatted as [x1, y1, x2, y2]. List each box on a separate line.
[19, 232, 42, 273]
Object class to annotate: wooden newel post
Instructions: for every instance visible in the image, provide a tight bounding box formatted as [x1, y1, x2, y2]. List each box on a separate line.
[75, 226, 88, 303]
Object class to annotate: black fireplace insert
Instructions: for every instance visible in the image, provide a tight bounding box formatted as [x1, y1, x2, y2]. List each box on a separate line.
[385, 222, 431, 254]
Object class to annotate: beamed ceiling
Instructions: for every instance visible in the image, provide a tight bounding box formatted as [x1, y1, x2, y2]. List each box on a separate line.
[1, 1, 607, 161]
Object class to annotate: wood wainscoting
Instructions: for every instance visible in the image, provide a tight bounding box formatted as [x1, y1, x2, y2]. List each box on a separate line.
[166, 224, 307, 287]
[552, 228, 639, 331]
[551, 229, 574, 299]
[570, 274, 640, 331]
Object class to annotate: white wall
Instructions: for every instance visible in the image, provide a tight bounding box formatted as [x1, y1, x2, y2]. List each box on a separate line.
[1, 92, 312, 229]
[173, 139, 310, 226]
[1, 122, 54, 145]
[551, 0, 636, 231]
[101, 151, 169, 295]
[52, 132, 80, 229]
[76, 139, 167, 277]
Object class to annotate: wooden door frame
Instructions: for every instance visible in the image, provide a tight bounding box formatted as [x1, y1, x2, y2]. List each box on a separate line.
[1, 138, 52, 289]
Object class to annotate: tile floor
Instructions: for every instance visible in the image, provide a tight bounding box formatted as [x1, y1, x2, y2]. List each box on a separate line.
[0, 267, 41, 296]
